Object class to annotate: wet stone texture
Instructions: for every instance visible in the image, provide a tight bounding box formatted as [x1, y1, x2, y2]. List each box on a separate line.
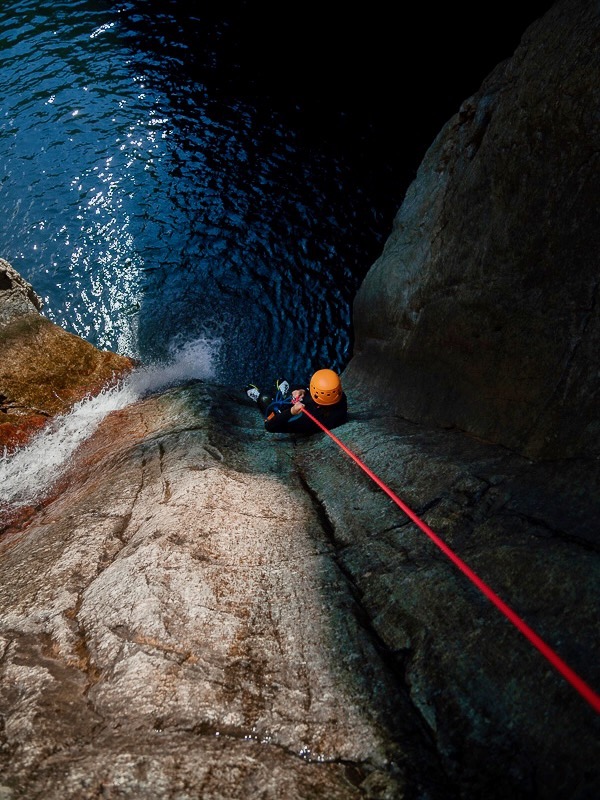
[0, 385, 448, 800]
[0, 383, 598, 799]
[1, 1, 600, 797]
[294, 395, 600, 799]
[0, 258, 135, 454]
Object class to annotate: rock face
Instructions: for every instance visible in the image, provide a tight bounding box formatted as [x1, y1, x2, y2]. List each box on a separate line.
[0, 258, 135, 453]
[1, 1, 599, 799]
[0, 386, 448, 799]
[345, 0, 599, 461]
[0, 383, 598, 799]
[0, 258, 43, 325]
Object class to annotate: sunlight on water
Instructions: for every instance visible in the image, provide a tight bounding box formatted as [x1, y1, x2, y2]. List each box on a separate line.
[0, 0, 389, 387]
[0, 337, 219, 511]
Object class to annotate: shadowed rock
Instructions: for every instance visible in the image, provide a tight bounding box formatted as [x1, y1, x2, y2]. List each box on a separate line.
[1, 0, 599, 798]
[346, 0, 600, 461]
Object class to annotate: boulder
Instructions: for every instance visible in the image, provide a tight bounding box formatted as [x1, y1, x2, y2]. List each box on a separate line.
[0, 258, 43, 324]
[0, 258, 135, 453]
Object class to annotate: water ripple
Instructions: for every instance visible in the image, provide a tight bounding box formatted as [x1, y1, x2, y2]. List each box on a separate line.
[0, 0, 389, 390]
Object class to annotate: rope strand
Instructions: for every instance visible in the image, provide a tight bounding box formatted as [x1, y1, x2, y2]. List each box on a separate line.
[300, 406, 600, 714]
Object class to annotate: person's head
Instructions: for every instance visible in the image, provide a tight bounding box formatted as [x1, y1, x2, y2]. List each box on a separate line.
[309, 369, 342, 405]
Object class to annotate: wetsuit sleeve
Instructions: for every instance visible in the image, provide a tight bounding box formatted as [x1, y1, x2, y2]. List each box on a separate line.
[263, 392, 348, 435]
[264, 404, 295, 432]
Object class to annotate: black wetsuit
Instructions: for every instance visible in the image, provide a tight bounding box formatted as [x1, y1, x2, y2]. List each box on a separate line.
[258, 384, 348, 435]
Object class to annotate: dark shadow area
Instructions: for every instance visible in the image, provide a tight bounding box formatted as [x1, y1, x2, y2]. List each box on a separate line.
[108, 1, 556, 387]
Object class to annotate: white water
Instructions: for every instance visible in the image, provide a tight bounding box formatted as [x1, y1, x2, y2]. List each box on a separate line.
[0, 337, 219, 511]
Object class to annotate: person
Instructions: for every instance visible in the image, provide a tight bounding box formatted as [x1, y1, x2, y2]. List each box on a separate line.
[245, 369, 348, 435]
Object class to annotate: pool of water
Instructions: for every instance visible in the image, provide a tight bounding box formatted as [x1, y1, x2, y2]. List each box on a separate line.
[0, 0, 406, 390]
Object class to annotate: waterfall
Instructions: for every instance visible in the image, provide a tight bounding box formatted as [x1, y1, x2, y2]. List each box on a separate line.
[0, 337, 219, 512]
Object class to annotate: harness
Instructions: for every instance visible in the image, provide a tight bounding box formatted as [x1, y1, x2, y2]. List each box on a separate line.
[264, 390, 300, 423]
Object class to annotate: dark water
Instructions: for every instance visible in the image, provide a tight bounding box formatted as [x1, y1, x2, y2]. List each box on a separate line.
[0, 0, 553, 389]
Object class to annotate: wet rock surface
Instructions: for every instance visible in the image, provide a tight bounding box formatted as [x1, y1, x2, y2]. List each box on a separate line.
[1, 0, 599, 797]
[0, 383, 598, 798]
[0, 385, 449, 800]
[297, 393, 600, 798]
[0, 259, 135, 454]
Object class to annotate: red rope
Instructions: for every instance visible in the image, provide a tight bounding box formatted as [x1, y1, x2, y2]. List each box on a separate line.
[301, 407, 600, 713]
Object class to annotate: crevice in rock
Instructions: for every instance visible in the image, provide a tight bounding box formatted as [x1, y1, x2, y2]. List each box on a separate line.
[508, 511, 600, 553]
[174, 718, 376, 772]
[157, 441, 172, 503]
[68, 601, 103, 692]
[294, 469, 457, 794]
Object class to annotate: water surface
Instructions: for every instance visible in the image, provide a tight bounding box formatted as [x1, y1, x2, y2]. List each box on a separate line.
[0, 0, 399, 388]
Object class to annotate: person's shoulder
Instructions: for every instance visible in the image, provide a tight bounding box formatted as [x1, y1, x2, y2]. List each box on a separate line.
[315, 398, 347, 416]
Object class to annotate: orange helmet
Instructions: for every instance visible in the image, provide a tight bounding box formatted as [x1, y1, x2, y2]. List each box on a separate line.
[310, 369, 342, 405]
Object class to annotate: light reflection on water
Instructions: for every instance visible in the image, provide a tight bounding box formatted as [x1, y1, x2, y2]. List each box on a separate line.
[0, 0, 391, 390]
[0, 0, 399, 510]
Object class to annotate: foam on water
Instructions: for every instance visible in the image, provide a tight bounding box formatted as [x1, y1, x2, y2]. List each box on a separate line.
[0, 336, 219, 511]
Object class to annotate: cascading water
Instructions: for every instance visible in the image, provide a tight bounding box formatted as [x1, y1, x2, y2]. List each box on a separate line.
[0, 337, 218, 511]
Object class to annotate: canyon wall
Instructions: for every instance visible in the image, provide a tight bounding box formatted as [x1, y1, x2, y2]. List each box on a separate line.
[346, 0, 599, 460]
[1, 1, 598, 798]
